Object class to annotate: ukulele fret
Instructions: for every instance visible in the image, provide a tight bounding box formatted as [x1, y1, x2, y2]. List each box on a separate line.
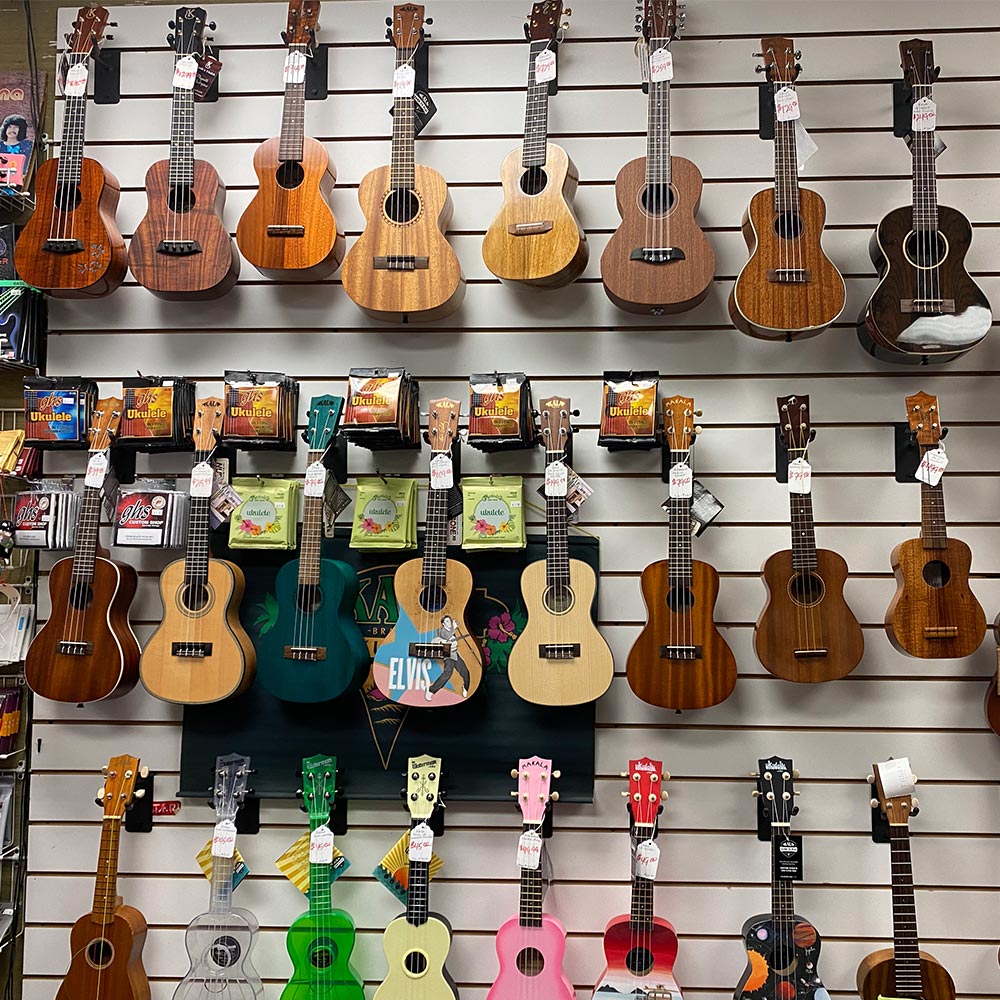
[522, 39, 552, 170]
[644, 36, 672, 190]
[389, 45, 417, 191]
[277, 43, 308, 163]
[55, 54, 90, 190]
[168, 57, 196, 189]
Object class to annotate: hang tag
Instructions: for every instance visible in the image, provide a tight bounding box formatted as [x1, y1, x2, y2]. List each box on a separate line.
[773, 834, 803, 880]
[535, 48, 557, 84]
[304, 460, 327, 498]
[84, 451, 108, 489]
[408, 821, 434, 862]
[190, 461, 215, 498]
[669, 462, 693, 499]
[911, 96, 936, 132]
[649, 47, 673, 82]
[393, 63, 416, 98]
[875, 757, 913, 798]
[517, 829, 543, 870]
[172, 54, 200, 91]
[795, 120, 818, 170]
[212, 819, 237, 859]
[634, 839, 660, 879]
[283, 49, 307, 85]
[309, 824, 335, 865]
[545, 460, 568, 498]
[64, 63, 89, 98]
[915, 447, 948, 487]
[430, 454, 454, 491]
[787, 457, 812, 495]
[774, 86, 800, 122]
[193, 53, 223, 102]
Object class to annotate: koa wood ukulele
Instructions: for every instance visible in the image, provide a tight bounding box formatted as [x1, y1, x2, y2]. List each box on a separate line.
[593, 757, 678, 1000]
[15, 6, 127, 297]
[481, 1, 587, 288]
[754, 394, 863, 682]
[175, 753, 263, 1000]
[373, 398, 483, 706]
[128, 7, 240, 300]
[487, 757, 571, 1000]
[236, 1, 346, 280]
[56, 754, 150, 1000]
[884, 391, 985, 659]
[729, 38, 845, 340]
[26, 398, 141, 704]
[858, 40, 991, 365]
[508, 396, 613, 706]
[857, 759, 956, 1000]
[341, 4, 465, 322]
[140, 398, 256, 703]
[600, 0, 714, 315]
[626, 396, 735, 710]
[736, 757, 827, 1000]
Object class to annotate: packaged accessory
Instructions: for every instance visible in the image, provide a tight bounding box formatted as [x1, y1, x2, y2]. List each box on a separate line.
[228, 478, 302, 549]
[598, 371, 660, 450]
[350, 477, 418, 550]
[113, 480, 190, 548]
[467, 373, 536, 452]
[222, 371, 299, 450]
[23, 377, 98, 448]
[461, 476, 525, 550]
[343, 368, 421, 450]
[119, 376, 196, 450]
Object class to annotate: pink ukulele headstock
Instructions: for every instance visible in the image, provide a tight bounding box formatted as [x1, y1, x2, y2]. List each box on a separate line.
[511, 756, 559, 826]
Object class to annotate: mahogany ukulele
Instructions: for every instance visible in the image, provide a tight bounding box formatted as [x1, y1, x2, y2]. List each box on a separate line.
[627, 396, 735, 710]
[984, 612, 1000, 736]
[729, 38, 845, 340]
[341, 4, 464, 322]
[754, 394, 864, 682]
[236, 1, 346, 280]
[26, 398, 141, 704]
[858, 40, 991, 365]
[600, 0, 714, 315]
[14, 6, 127, 298]
[481, 1, 587, 288]
[128, 6, 240, 300]
[885, 391, 985, 659]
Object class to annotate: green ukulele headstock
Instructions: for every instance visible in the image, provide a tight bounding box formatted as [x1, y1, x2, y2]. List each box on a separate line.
[300, 753, 336, 830]
[306, 396, 344, 454]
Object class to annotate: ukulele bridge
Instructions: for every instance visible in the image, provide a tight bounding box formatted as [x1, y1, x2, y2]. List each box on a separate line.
[283, 645, 327, 661]
[57, 640, 94, 656]
[42, 238, 85, 254]
[538, 643, 581, 659]
[659, 644, 703, 660]
[923, 626, 959, 639]
[793, 648, 829, 659]
[630, 247, 686, 264]
[267, 225, 306, 238]
[767, 268, 811, 283]
[507, 221, 554, 236]
[157, 239, 203, 256]
[409, 642, 447, 659]
[900, 298, 956, 314]
[373, 255, 429, 271]
[171, 641, 214, 657]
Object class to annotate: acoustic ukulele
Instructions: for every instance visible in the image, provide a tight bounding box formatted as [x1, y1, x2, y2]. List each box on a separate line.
[236, 1, 346, 280]
[340, 4, 465, 322]
[140, 398, 256, 703]
[729, 38, 845, 340]
[600, 0, 714, 315]
[626, 396, 735, 710]
[481, 1, 587, 288]
[735, 756, 827, 1000]
[983, 613, 1000, 736]
[128, 6, 240, 300]
[884, 391, 985, 659]
[593, 758, 678, 1000]
[14, 6, 127, 298]
[508, 396, 613, 706]
[858, 39, 991, 365]
[26, 398, 141, 704]
[754, 394, 864, 682]
[373, 398, 483, 707]
[857, 759, 957, 1000]
[56, 755, 150, 1000]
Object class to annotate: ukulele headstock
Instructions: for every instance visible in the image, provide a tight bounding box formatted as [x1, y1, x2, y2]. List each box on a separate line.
[192, 396, 225, 459]
[870, 758, 918, 827]
[212, 753, 252, 824]
[284, 0, 320, 48]
[68, 6, 112, 56]
[427, 398, 460, 456]
[899, 38, 938, 89]
[405, 754, 442, 823]
[905, 391, 943, 447]
[754, 755, 798, 829]
[626, 757, 668, 838]
[306, 396, 344, 454]
[777, 394, 812, 456]
[663, 395, 698, 456]
[540, 396, 573, 461]
[97, 754, 145, 819]
[511, 756, 558, 826]
[644, 0, 682, 42]
[389, 4, 425, 49]
[88, 396, 123, 453]
[525, 1, 564, 42]
[301, 753, 336, 826]
[169, 6, 210, 57]
[760, 36, 800, 84]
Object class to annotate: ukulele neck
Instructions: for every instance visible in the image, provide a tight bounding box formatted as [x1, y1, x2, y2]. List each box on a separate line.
[667, 451, 692, 587]
[168, 52, 197, 188]
[918, 445, 947, 549]
[390, 45, 417, 190]
[298, 450, 325, 587]
[545, 459, 570, 592]
[57, 53, 90, 189]
[910, 82, 939, 233]
[518, 828, 544, 928]
[769, 823, 796, 928]
[70, 482, 104, 587]
[629, 829, 655, 933]
[278, 43, 308, 162]
[90, 816, 123, 923]
[405, 856, 430, 926]
[888, 823, 924, 995]
[421, 459, 450, 588]
[208, 850, 236, 916]
[645, 37, 672, 188]
[307, 819, 333, 919]
[772, 82, 801, 214]
[183, 460, 213, 589]
[522, 39, 552, 169]
[787, 458, 818, 571]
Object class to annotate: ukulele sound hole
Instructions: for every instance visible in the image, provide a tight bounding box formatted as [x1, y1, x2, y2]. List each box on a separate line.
[181, 582, 211, 613]
[404, 950, 428, 976]
[789, 572, 825, 608]
[516, 947, 545, 977]
[275, 160, 306, 190]
[85, 938, 114, 969]
[542, 584, 575, 615]
[419, 585, 448, 613]
[296, 584, 323, 614]
[54, 182, 82, 212]
[210, 935, 241, 968]
[168, 184, 196, 213]
[625, 946, 655, 976]
[519, 166, 548, 196]
[903, 229, 948, 269]
[384, 188, 420, 224]
[773, 211, 804, 240]
[309, 937, 338, 969]
[69, 581, 94, 612]
[666, 586, 695, 614]
[922, 560, 951, 588]
[641, 183, 675, 216]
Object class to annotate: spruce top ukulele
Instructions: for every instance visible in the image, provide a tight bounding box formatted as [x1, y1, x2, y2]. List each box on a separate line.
[481, 1, 587, 288]
[729, 38, 845, 340]
[885, 391, 985, 659]
[858, 39, 992, 365]
[754, 394, 864, 682]
[627, 396, 736, 710]
[236, 1, 346, 280]
[15, 5, 127, 298]
[600, 0, 715, 315]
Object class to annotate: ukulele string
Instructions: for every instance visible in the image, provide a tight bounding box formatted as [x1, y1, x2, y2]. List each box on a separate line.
[64, 425, 102, 650]
[58, 49, 87, 248]
[661, 46, 670, 260]
[794, 413, 817, 660]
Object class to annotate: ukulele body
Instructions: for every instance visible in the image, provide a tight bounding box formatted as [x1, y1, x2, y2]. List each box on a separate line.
[488, 913, 573, 1000]
[627, 559, 736, 709]
[593, 915, 680, 1000]
[237, 136, 345, 280]
[16, 157, 127, 298]
[280, 907, 364, 1000]
[859, 205, 991, 365]
[26, 556, 140, 703]
[856, 950, 956, 1000]
[735, 913, 826, 1000]
[508, 558, 614, 706]
[374, 913, 457, 1000]
[885, 537, 986, 659]
[601, 155, 715, 314]
[754, 548, 864, 682]
[729, 187, 845, 340]
[129, 159, 240, 300]
[341, 164, 465, 322]
[56, 907, 149, 1000]
[174, 908, 263, 1000]
[482, 143, 588, 288]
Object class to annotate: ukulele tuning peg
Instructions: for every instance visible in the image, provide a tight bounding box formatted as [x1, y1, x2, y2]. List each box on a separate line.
[510, 768, 519, 779]
[168, 19, 176, 29]
[794, 50, 802, 59]
[620, 771, 628, 778]
[694, 426, 703, 435]
[133, 789, 146, 799]
[749, 770, 760, 778]
[108, 20, 118, 28]
[550, 791, 559, 802]
[209, 21, 217, 31]
[792, 769, 800, 779]
[766, 791, 775, 801]
[561, 22, 570, 29]
[870, 797, 881, 809]
[621, 790, 629, 798]
[510, 790, 519, 797]
[751, 790, 761, 798]
[424, 16, 433, 24]
[552, 770, 561, 779]
[754, 65, 766, 73]
[140, 766, 149, 779]
[752, 51, 763, 57]
[280, 30, 289, 44]
[295, 787, 303, 798]
[866, 774, 875, 784]
[911, 797, 920, 809]
[386, 16, 393, 25]
[693, 410, 703, 417]
[911, 774, 918, 784]
[660, 790, 669, 801]
[166, 34, 175, 46]
[791, 806, 799, 816]
[662, 771, 670, 781]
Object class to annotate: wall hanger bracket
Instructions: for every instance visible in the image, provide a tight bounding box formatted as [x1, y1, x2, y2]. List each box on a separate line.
[124, 770, 154, 832]
[305, 43, 330, 100]
[93, 48, 121, 105]
[757, 82, 775, 140]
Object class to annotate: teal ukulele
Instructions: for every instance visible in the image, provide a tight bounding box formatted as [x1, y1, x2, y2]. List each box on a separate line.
[255, 397, 370, 702]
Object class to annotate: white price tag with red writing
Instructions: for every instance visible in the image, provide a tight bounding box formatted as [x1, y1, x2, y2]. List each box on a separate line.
[669, 462, 693, 499]
[517, 829, 543, 870]
[787, 457, 812, 495]
[634, 839, 660, 879]
[283, 50, 307, 85]
[304, 461, 327, 498]
[774, 86, 800, 122]
[212, 819, 237, 858]
[309, 824, 334, 864]
[535, 48, 557, 84]
[85, 452, 109, 489]
[911, 96, 936, 132]
[649, 47, 674, 82]
[408, 821, 434, 862]
[190, 461, 215, 498]
[64, 63, 89, 97]
[172, 55, 199, 90]
[545, 460, 568, 498]
[430, 454, 454, 491]
[915, 446, 948, 486]
[393, 63, 416, 98]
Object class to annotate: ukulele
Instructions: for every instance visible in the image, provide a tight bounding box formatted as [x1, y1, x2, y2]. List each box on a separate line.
[481, 2, 587, 288]
[140, 398, 256, 703]
[256, 398, 368, 702]
[128, 7, 240, 300]
[593, 758, 678, 1000]
[754, 394, 864, 682]
[857, 759, 957, 1000]
[176, 753, 264, 1000]
[858, 40, 991, 365]
[508, 397, 613, 706]
[26, 398, 141, 704]
[282, 754, 363, 1000]
[729, 38, 845, 340]
[983, 613, 1000, 736]
[56, 754, 150, 1000]
[885, 391, 985, 659]
[735, 756, 827, 1000]
[14, 6, 127, 298]
[600, 0, 714, 315]
[236, 1, 346, 281]
[487, 757, 571, 1000]
[373, 398, 483, 707]
[340, 4, 465, 323]
[626, 396, 735, 710]
[373, 755, 455, 1000]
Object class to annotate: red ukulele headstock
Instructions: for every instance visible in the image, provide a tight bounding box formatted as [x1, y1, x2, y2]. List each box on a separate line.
[626, 757, 668, 836]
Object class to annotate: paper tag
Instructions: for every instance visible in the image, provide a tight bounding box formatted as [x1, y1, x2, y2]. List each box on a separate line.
[535, 48, 557, 84]
[915, 447, 948, 487]
[304, 460, 327, 498]
[876, 757, 914, 798]
[84, 452, 108, 489]
[517, 829, 543, 869]
[212, 819, 237, 858]
[430, 454, 454, 491]
[649, 47, 673, 82]
[393, 63, 416, 98]
[669, 462, 693, 499]
[64, 63, 88, 97]
[190, 461, 215, 498]
[545, 460, 568, 498]
[911, 96, 936, 132]
[172, 54, 200, 91]
[283, 49, 307, 85]
[795, 120, 818, 170]
[774, 834, 803, 880]
[634, 839, 660, 879]
[787, 457, 812, 495]
[408, 821, 434, 862]
[309, 824, 334, 865]
[774, 86, 800, 122]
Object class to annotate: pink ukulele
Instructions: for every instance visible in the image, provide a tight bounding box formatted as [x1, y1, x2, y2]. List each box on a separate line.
[487, 757, 572, 1000]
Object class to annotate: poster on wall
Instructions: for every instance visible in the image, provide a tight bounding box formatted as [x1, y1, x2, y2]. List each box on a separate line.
[0, 72, 45, 194]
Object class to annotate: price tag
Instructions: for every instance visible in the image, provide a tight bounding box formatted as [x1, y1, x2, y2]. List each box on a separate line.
[408, 821, 434, 862]
[393, 63, 416, 98]
[534, 48, 557, 84]
[774, 834, 803, 880]
[634, 839, 660, 879]
[517, 829, 543, 869]
[911, 96, 936, 132]
[875, 757, 914, 798]
[190, 461, 215, 498]
[172, 54, 200, 90]
[64, 63, 89, 97]
[430, 453, 454, 490]
[84, 452, 108, 489]
[304, 460, 327, 498]
[283, 50, 307, 85]
[309, 824, 334, 864]
[649, 47, 673, 82]
[915, 447, 948, 487]
[545, 460, 568, 497]
[787, 457, 812, 495]
[212, 819, 237, 858]
[669, 462, 693, 499]
[774, 86, 800, 122]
